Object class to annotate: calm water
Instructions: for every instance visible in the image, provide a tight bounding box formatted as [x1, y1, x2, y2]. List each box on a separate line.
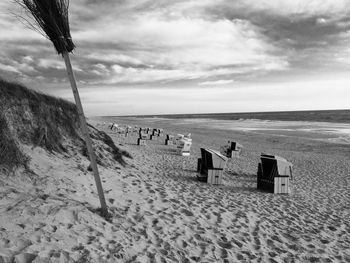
[123, 109, 350, 124]
[101, 112, 350, 144]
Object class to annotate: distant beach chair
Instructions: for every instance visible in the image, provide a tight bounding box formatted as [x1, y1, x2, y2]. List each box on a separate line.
[197, 148, 228, 185]
[146, 127, 152, 134]
[165, 134, 175, 145]
[150, 129, 161, 140]
[110, 123, 118, 131]
[175, 134, 184, 145]
[257, 154, 292, 194]
[152, 128, 159, 136]
[137, 132, 148, 145]
[220, 141, 243, 158]
[177, 138, 192, 156]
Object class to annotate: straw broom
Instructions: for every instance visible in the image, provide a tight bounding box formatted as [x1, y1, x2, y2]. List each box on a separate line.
[16, 0, 108, 216]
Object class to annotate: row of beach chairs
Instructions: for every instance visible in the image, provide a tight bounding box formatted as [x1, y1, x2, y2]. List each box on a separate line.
[109, 123, 164, 139]
[108, 123, 292, 194]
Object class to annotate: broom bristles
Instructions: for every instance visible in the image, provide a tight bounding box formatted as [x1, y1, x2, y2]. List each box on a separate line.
[17, 0, 75, 54]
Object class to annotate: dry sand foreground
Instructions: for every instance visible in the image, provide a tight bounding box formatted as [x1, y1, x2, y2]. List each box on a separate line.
[1, 117, 350, 263]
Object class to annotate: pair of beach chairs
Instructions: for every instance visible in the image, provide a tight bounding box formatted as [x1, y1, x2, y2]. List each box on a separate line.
[137, 127, 164, 145]
[197, 143, 292, 194]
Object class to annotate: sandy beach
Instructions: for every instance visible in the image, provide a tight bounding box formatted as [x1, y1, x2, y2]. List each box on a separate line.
[2, 0, 350, 261]
[0, 116, 349, 263]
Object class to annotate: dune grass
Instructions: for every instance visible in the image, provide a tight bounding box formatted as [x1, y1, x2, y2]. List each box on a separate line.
[0, 78, 130, 168]
[0, 114, 29, 168]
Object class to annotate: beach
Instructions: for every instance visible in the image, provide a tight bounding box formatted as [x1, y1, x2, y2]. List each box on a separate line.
[0, 116, 349, 262]
[2, 0, 350, 261]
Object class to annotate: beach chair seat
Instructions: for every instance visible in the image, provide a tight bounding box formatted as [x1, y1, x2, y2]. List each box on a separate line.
[197, 148, 228, 185]
[257, 154, 292, 194]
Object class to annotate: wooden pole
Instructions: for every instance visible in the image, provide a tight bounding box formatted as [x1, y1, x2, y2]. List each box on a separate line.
[62, 51, 108, 217]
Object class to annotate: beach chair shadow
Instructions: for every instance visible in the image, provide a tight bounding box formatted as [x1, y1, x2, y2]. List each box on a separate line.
[183, 168, 198, 173]
[225, 171, 257, 182]
[124, 142, 139, 146]
[179, 174, 199, 183]
[222, 185, 257, 193]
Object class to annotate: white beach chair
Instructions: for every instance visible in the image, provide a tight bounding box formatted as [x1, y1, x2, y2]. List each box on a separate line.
[177, 138, 192, 156]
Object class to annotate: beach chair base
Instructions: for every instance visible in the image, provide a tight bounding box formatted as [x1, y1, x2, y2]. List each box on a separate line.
[230, 150, 241, 158]
[274, 177, 291, 194]
[197, 174, 208, 182]
[207, 169, 223, 185]
[257, 177, 291, 194]
[181, 151, 190, 156]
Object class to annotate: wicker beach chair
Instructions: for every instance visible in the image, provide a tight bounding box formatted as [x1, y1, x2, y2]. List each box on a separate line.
[257, 154, 292, 193]
[197, 148, 228, 185]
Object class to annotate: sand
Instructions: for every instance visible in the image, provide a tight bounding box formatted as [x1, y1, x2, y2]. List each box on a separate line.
[0, 117, 349, 263]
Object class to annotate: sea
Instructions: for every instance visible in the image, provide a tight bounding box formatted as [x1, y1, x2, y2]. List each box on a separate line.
[105, 109, 350, 144]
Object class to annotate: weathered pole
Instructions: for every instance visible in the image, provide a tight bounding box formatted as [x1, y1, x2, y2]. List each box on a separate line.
[62, 52, 108, 217]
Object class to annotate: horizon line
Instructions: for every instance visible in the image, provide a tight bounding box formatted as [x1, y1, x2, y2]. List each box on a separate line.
[98, 108, 350, 118]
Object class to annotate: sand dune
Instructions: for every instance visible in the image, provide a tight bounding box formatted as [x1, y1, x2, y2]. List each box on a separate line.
[1, 118, 349, 262]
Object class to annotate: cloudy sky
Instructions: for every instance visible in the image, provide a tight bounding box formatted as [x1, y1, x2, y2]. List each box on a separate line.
[1, 0, 350, 116]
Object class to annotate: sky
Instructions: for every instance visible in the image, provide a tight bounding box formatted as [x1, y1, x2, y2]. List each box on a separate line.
[0, 0, 350, 116]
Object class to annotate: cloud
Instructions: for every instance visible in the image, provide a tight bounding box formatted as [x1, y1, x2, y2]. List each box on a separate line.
[0, 63, 21, 74]
[3, 0, 348, 86]
[238, 0, 350, 17]
[38, 59, 65, 70]
[68, 14, 288, 85]
[199, 79, 234, 86]
[1, 0, 350, 115]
